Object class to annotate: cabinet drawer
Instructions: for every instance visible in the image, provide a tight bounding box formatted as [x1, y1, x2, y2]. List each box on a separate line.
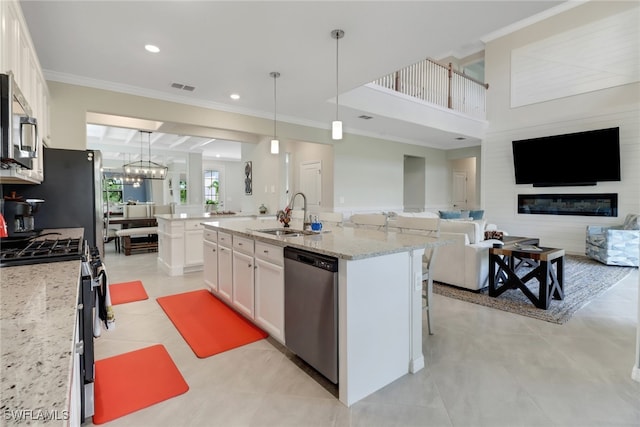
[233, 235, 254, 255]
[185, 220, 204, 231]
[255, 242, 283, 266]
[218, 232, 232, 247]
[203, 230, 217, 243]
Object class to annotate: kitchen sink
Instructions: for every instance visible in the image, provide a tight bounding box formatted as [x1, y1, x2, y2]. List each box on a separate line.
[255, 228, 315, 237]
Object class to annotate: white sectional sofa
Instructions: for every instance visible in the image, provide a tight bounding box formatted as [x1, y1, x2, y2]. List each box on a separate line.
[431, 219, 501, 291]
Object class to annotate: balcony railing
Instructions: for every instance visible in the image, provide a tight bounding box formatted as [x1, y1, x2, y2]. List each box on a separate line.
[371, 58, 489, 120]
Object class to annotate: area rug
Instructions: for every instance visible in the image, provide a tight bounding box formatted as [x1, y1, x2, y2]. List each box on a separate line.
[156, 289, 268, 358]
[434, 255, 634, 324]
[93, 344, 189, 424]
[109, 280, 148, 305]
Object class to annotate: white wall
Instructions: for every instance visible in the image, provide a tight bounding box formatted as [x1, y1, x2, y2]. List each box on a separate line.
[403, 155, 425, 211]
[483, 1, 640, 254]
[287, 140, 334, 211]
[333, 136, 451, 215]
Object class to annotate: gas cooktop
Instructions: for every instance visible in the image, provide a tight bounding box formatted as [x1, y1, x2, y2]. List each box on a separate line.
[0, 237, 85, 267]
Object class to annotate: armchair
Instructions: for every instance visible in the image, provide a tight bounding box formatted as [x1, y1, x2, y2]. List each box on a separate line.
[586, 214, 639, 267]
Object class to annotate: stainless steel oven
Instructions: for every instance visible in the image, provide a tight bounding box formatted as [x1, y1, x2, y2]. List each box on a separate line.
[0, 72, 39, 170]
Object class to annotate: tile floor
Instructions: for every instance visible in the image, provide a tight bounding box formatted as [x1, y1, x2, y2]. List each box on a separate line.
[91, 244, 640, 427]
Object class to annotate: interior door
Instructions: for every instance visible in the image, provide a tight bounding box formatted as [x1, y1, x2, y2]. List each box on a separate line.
[299, 161, 322, 210]
[452, 171, 467, 209]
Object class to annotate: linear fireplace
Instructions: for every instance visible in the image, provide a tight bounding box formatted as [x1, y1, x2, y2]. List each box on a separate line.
[517, 193, 618, 217]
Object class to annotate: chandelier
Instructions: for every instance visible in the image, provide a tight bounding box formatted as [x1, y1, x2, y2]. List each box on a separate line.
[122, 130, 168, 181]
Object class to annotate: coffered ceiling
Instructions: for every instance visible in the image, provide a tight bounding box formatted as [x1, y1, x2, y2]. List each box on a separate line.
[20, 0, 568, 161]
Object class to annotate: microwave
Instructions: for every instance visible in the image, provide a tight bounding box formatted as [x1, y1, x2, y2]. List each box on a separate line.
[0, 72, 38, 170]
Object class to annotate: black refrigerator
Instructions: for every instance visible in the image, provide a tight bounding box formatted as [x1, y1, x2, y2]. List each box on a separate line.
[4, 147, 105, 257]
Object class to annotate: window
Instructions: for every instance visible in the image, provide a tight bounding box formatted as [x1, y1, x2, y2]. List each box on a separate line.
[204, 170, 219, 207]
[179, 179, 188, 204]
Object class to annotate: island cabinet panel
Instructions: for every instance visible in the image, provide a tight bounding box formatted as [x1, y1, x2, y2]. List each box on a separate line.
[203, 239, 218, 294]
[157, 219, 185, 276]
[184, 220, 204, 266]
[254, 242, 285, 344]
[217, 233, 233, 303]
[232, 235, 255, 318]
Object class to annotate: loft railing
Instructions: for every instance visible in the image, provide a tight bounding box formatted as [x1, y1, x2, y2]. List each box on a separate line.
[371, 58, 489, 120]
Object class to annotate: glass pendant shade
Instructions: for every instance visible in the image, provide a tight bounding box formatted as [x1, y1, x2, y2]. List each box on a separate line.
[331, 29, 345, 141]
[270, 71, 281, 155]
[332, 121, 342, 140]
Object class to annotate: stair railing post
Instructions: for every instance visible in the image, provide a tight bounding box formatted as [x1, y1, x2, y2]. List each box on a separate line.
[447, 62, 453, 109]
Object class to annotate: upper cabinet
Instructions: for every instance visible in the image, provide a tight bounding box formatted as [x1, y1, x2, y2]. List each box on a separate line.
[0, 0, 50, 184]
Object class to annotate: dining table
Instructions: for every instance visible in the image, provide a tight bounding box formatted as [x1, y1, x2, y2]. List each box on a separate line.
[108, 217, 157, 229]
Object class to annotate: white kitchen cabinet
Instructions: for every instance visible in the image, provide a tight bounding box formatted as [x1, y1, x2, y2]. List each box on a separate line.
[203, 234, 218, 294]
[254, 242, 285, 344]
[0, 0, 49, 184]
[217, 232, 233, 303]
[232, 235, 255, 318]
[69, 309, 81, 427]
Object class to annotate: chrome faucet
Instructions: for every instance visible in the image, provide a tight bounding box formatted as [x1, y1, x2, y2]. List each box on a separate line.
[287, 192, 310, 229]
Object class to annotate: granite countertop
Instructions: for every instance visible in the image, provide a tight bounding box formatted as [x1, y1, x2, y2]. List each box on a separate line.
[203, 218, 449, 260]
[155, 212, 273, 221]
[0, 228, 84, 424]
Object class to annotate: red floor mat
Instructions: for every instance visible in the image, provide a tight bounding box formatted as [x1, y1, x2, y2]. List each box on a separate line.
[93, 344, 189, 424]
[109, 280, 148, 305]
[157, 289, 268, 358]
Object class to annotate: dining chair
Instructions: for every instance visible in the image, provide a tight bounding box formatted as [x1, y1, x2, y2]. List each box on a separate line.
[317, 211, 344, 226]
[152, 204, 173, 216]
[395, 216, 440, 335]
[124, 204, 150, 219]
[350, 213, 388, 230]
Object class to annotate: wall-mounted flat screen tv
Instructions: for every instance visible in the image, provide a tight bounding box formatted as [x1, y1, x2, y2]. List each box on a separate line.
[512, 127, 620, 187]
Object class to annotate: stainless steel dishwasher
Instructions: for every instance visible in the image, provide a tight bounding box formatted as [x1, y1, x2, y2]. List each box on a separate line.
[284, 246, 339, 384]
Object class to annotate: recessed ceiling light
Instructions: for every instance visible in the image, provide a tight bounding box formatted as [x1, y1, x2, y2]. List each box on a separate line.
[145, 44, 160, 53]
[230, 94, 240, 100]
[216, 154, 221, 158]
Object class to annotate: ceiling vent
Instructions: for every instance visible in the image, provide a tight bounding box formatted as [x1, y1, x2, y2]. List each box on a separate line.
[171, 82, 195, 92]
[358, 115, 373, 120]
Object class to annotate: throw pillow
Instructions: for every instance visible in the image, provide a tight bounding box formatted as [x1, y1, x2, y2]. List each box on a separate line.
[623, 214, 640, 230]
[460, 210, 471, 219]
[439, 210, 462, 219]
[469, 209, 484, 220]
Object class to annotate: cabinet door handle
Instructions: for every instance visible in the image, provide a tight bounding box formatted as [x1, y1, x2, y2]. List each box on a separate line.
[263, 250, 269, 254]
[248, 263, 252, 268]
[238, 242, 243, 246]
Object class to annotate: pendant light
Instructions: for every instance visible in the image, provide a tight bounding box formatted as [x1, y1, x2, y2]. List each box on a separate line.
[269, 71, 280, 154]
[331, 29, 344, 140]
[123, 130, 168, 180]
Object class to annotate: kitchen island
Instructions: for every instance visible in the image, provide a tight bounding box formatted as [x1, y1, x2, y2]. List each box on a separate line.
[0, 228, 84, 425]
[155, 212, 267, 276]
[202, 218, 450, 407]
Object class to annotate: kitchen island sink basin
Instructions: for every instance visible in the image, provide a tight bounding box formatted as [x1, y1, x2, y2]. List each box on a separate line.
[254, 228, 315, 237]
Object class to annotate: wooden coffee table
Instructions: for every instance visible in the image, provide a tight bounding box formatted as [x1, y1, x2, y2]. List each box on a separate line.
[488, 240, 565, 310]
